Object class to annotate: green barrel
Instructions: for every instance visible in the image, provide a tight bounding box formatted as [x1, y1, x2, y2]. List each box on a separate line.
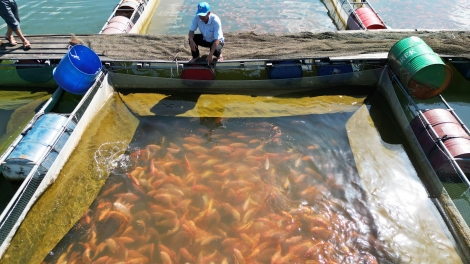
[388, 36, 452, 100]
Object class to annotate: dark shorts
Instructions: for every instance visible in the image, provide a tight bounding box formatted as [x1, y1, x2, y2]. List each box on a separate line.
[189, 34, 224, 59]
[0, 0, 20, 31]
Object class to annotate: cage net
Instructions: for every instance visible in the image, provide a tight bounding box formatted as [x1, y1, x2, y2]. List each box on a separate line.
[77, 30, 470, 62]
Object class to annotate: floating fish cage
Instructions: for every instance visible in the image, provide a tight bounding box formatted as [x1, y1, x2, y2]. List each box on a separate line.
[3, 30, 470, 262]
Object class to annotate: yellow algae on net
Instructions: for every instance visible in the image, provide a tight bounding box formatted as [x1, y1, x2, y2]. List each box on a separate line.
[0, 91, 52, 155]
[0, 90, 52, 110]
[0, 93, 139, 264]
[119, 92, 365, 117]
[346, 105, 463, 263]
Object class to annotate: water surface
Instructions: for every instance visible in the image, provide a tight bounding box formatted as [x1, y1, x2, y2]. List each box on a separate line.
[0, 0, 119, 34]
[36, 92, 462, 264]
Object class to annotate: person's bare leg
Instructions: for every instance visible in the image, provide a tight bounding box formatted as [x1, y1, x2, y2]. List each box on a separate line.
[5, 27, 17, 45]
[6, 26, 30, 47]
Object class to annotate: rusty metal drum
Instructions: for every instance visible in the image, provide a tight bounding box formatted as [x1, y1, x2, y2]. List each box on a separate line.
[388, 36, 452, 100]
[410, 108, 470, 173]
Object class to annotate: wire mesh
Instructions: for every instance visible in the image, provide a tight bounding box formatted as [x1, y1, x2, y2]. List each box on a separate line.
[0, 172, 44, 245]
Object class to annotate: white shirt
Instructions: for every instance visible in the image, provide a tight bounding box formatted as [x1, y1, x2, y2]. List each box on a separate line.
[189, 13, 224, 43]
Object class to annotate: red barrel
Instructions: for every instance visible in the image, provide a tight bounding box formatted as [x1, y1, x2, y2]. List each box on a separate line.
[410, 109, 470, 173]
[354, 8, 386, 30]
[428, 138, 470, 173]
[101, 16, 134, 34]
[181, 66, 215, 80]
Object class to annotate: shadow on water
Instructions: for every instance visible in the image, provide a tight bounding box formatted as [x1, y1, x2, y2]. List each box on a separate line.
[0, 109, 14, 136]
[148, 93, 201, 116]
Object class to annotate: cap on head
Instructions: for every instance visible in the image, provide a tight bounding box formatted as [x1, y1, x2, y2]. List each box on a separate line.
[196, 2, 210, 16]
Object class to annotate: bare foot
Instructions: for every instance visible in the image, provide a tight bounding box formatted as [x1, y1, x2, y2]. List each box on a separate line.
[189, 57, 199, 63]
[218, 54, 224, 62]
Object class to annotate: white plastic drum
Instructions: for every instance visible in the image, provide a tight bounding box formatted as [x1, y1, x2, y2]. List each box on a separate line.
[101, 16, 134, 34]
[1, 113, 76, 182]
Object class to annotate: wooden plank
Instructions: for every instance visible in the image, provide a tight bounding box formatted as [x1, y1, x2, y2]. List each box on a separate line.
[0, 34, 100, 61]
[1, 44, 69, 50]
[0, 54, 66, 60]
[0, 53, 112, 61]
[1, 49, 71, 55]
[1, 49, 105, 55]
[2, 37, 70, 44]
[0, 35, 80, 48]
[18, 39, 70, 44]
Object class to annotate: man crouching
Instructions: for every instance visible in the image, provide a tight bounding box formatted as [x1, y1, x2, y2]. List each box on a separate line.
[188, 2, 224, 64]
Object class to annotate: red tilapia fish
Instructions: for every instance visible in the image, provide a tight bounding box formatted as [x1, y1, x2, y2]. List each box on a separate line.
[45, 119, 393, 264]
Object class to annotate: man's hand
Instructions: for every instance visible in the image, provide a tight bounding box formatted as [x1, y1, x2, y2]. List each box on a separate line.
[206, 55, 213, 64]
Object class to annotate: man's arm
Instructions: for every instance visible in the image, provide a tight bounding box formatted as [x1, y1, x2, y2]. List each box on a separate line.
[206, 39, 220, 64]
[209, 39, 220, 59]
[188, 30, 196, 51]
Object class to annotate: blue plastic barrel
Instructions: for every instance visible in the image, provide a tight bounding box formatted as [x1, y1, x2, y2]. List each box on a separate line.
[317, 65, 353, 76]
[53, 45, 102, 95]
[267, 60, 303, 79]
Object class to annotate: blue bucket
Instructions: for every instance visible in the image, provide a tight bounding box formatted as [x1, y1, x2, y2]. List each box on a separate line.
[53, 45, 102, 95]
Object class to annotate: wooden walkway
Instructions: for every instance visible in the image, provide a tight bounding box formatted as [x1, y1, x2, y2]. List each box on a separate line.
[2, 31, 470, 62]
[0, 34, 112, 61]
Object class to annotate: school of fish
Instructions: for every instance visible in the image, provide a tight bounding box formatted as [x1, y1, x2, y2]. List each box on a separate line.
[44, 120, 395, 264]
